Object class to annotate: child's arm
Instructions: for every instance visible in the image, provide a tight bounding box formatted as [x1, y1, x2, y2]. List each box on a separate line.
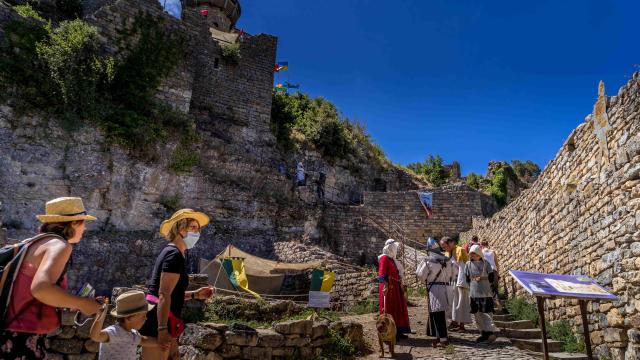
[89, 304, 110, 343]
[140, 335, 160, 348]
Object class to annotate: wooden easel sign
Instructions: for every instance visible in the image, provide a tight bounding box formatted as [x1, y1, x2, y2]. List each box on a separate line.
[509, 270, 618, 360]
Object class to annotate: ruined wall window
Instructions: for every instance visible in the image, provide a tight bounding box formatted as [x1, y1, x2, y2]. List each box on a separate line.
[565, 130, 577, 152]
[213, 57, 220, 69]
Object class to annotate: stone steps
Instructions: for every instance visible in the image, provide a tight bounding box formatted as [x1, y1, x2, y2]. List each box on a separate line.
[502, 328, 542, 339]
[493, 314, 513, 322]
[510, 338, 563, 353]
[494, 319, 535, 329]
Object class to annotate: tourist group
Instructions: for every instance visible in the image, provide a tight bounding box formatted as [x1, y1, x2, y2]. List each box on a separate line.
[0, 196, 213, 360]
[378, 235, 501, 348]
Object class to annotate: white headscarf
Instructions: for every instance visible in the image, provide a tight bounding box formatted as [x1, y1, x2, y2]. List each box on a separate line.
[379, 239, 404, 279]
[469, 244, 484, 259]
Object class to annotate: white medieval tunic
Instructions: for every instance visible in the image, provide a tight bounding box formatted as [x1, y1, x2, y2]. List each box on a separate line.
[451, 257, 473, 323]
[416, 251, 455, 316]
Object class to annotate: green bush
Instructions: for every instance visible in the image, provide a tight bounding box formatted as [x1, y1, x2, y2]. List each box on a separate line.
[36, 20, 113, 118]
[511, 160, 541, 181]
[315, 329, 358, 360]
[220, 42, 241, 63]
[547, 320, 586, 353]
[159, 194, 181, 213]
[270, 92, 384, 165]
[13, 4, 45, 21]
[169, 147, 200, 173]
[466, 172, 484, 190]
[505, 297, 539, 326]
[0, 12, 194, 158]
[407, 154, 451, 186]
[488, 167, 508, 206]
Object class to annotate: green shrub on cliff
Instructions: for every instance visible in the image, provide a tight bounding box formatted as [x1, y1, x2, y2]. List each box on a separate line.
[271, 92, 388, 166]
[407, 154, 451, 186]
[0, 10, 193, 159]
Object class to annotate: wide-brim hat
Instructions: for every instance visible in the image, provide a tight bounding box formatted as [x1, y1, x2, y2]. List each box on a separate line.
[110, 290, 155, 318]
[36, 197, 97, 223]
[159, 208, 210, 239]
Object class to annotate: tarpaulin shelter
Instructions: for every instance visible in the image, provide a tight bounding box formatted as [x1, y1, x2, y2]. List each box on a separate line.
[199, 245, 322, 295]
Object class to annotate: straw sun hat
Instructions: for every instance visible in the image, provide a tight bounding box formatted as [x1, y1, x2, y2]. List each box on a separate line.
[159, 208, 210, 239]
[110, 290, 154, 318]
[36, 197, 97, 223]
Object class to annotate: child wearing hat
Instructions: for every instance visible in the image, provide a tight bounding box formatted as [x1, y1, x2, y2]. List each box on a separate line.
[465, 244, 499, 343]
[90, 290, 160, 360]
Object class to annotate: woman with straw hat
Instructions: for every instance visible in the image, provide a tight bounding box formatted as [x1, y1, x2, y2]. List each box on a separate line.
[0, 197, 101, 359]
[140, 209, 214, 360]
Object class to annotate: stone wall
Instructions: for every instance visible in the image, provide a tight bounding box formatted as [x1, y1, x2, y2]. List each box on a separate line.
[320, 184, 497, 266]
[461, 74, 640, 360]
[44, 312, 364, 360]
[273, 240, 376, 307]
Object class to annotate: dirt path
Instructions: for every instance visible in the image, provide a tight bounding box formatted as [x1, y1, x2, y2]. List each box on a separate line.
[342, 298, 537, 360]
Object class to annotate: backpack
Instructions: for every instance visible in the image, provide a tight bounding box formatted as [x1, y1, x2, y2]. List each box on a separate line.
[0, 233, 64, 325]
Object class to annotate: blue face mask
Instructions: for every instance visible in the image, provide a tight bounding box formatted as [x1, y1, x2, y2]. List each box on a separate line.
[183, 232, 200, 249]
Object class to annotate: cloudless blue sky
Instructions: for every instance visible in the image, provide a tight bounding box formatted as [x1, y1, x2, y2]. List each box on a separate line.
[166, 0, 639, 175]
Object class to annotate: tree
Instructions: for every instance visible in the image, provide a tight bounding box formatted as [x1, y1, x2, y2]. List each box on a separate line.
[407, 154, 451, 187]
[511, 160, 541, 181]
[466, 172, 484, 190]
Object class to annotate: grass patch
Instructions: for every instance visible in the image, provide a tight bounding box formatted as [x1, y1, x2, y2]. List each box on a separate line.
[314, 329, 358, 360]
[344, 299, 378, 315]
[547, 320, 586, 353]
[505, 297, 539, 326]
[204, 297, 340, 328]
[169, 147, 200, 173]
[159, 194, 181, 213]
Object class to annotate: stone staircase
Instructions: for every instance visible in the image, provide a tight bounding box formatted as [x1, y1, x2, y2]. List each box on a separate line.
[493, 313, 589, 360]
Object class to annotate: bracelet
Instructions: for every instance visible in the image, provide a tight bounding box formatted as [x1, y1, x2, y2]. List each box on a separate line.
[158, 325, 168, 331]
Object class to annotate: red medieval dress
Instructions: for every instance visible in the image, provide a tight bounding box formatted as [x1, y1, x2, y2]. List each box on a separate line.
[378, 255, 411, 334]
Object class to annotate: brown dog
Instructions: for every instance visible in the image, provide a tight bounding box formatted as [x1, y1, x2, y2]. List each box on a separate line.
[376, 313, 396, 358]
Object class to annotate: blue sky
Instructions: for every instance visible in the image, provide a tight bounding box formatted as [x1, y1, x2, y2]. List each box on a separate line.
[166, 0, 638, 176]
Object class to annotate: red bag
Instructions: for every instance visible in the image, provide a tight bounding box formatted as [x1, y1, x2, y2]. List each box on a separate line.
[168, 311, 185, 338]
[145, 294, 185, 338]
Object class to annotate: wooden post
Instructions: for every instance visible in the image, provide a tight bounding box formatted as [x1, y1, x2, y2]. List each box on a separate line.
[579, 300, 594, 360]
[536, 296, 550, 360]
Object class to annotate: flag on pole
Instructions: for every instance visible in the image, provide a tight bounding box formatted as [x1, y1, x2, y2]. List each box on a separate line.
[310, 269, 335, 292]
[284, 81, 300, 89]
[221, 257, 261, 299]
[417, 191, 433, 219]
[274, 61, 289, 72]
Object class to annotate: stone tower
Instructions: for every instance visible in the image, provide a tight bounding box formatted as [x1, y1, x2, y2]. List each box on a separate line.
[181, 0, 241, 32]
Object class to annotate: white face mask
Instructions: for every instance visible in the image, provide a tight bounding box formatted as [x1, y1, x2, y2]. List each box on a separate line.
[183, 232, 200, 249]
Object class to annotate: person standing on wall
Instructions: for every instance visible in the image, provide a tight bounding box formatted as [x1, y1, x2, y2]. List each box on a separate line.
[140, 209, 215, 360]
[296, 161, 306, 186]
[378, 239, 411, 341]
[416, 238, 455, 348]
[441, 237, 471, 332]
[315, 171, 326, 201]
[1, 197, 101, 359]
[480, 240, 501, 308]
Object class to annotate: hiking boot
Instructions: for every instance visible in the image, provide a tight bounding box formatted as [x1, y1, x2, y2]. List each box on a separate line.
[475, 331, 489, 343]
[487, 333, 497, 344]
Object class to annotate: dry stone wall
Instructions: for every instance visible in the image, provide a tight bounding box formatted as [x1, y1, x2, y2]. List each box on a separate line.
[461, 74, 640, 360]
[44, 310, 364, 360]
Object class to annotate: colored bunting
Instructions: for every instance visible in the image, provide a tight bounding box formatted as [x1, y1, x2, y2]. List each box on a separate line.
[221, 257, 261, 299]
[274, 61, 289, 72]
[417, 191, 433, 219]
[310, 269, 335, 292]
